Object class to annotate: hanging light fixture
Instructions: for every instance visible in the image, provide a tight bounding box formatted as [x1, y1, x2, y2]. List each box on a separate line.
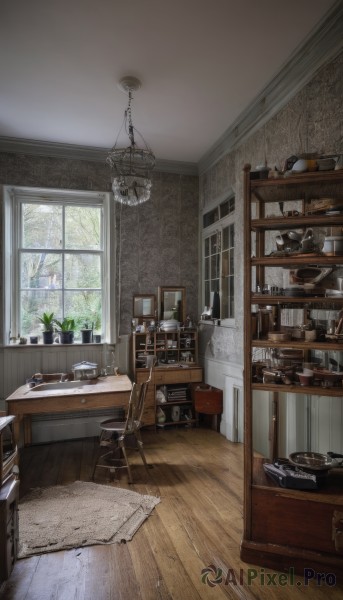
[107, 76, 155, 206]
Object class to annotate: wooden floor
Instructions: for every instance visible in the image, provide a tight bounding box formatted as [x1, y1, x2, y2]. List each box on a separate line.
[1, 427, 342, 600]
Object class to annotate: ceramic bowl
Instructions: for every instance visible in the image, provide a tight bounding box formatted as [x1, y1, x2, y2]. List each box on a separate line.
[292, 159, 308, 173]
[312, 368, 343, 385]
[296, 372, 313, 386]
[289, 452, 333, 472]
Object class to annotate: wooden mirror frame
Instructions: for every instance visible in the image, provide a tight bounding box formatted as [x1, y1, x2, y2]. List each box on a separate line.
[158, 286, 186, 323]
[132, 294, 156, 320]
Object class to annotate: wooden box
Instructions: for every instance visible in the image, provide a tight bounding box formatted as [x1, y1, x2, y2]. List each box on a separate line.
[194, 385, 223, 415]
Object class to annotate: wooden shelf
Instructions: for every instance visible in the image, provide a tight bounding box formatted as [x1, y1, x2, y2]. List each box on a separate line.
[251, 294, 343, 305]
[252, 339, 343, 350]
[251, 382, 343, 397]
[251, 254, 341, 266]
[252, 214, 343, 230]
[242, 163, 343, 577]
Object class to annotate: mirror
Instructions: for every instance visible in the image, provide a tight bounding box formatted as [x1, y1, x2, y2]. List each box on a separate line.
[158, 286, 186, 322]
[133, 295, 156, 320]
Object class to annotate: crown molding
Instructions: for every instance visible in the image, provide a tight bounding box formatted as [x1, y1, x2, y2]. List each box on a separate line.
[198, 0, 343, 175]
[0, 136, 198, 176]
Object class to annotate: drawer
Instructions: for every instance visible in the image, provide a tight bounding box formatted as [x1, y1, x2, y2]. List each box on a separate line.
[153, 368, 202, 385]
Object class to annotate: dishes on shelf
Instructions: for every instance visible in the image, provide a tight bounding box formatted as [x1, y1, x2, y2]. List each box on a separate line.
[296, 372, 313, 386]
[288, 452, 333, 472]
[325, 289, 343, 297]
[267, 331, 291, 342]
[312, 368, 343, 386]
[160, 319, 179, 331]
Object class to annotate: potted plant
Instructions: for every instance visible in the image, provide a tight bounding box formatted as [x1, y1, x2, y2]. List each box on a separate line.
[80, 322, 93, 344]
[38, 312, 55, 344]
[54, 317, 75, 344]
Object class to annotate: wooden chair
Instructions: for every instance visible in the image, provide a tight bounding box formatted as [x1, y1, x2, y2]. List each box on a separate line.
[92, 370, 152, 483]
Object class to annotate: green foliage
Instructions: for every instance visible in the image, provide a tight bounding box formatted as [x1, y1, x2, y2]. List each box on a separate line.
[37, 312, 55, 331]
[54, 317, 75, 331]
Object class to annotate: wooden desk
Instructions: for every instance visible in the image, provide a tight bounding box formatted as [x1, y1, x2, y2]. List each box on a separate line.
[6, 375, 132, 446]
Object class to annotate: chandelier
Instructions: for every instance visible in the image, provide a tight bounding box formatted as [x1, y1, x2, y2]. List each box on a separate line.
[107, 76, 155, 206]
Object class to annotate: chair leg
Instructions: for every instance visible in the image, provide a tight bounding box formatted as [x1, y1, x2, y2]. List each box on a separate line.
[121, 446, 133, 484]
[134, 431, 152, 474]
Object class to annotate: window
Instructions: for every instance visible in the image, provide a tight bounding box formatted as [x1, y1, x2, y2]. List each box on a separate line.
[202, 195, 235, 323]
[3, 186, 115, 344]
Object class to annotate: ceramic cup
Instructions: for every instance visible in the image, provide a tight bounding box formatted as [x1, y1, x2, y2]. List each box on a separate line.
[305, 330, 317, 342]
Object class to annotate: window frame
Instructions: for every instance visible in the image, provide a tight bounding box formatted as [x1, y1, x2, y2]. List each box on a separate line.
[202, 191, 235, 327]
[2, 185, 115, 345]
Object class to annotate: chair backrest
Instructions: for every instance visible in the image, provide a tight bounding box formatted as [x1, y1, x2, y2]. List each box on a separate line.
[135, 367, 152, 424]
[125, 368, 152, 435]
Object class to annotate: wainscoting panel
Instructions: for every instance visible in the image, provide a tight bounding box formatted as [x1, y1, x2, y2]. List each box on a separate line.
[203, 356, 244, 442]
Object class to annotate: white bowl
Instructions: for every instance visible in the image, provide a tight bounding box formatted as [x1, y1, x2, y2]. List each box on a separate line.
[292, 159, 308, 173]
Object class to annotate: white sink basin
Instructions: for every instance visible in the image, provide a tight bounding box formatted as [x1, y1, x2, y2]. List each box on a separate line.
[156, 363, 189, 368]
[30, 380, 93, 392]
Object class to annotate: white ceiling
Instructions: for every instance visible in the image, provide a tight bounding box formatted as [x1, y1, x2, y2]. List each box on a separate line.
[0, 0, 339, 167]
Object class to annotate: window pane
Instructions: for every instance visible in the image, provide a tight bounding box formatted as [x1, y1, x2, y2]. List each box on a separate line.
[229, 248, 234, 273]
[204, 237, 210, 257]
[221, 276, 228, 319]
[211, 254, 220, 279]
[20, 290, 62, 336]
[203, 207, 219, 228]
[229, 276, 235, 317]
[64, 290, 102, 337]
[211, 278, 219, 293]
[64, 254, 101, 288]
[22, 203, 62, 249]
[222, 249, 229, 277]
[204, 256, 210, 280]
[205, 281, 210, 307]
[210, 233, 219, 255]
[21, 253, 62, 289]
[229, 223, 234, 246]
[220, 200, 229, 218]
[222, 226, 229, 251]
[65, 206, 102, 250]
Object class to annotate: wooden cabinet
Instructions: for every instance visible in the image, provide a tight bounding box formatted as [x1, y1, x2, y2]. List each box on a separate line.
[241, 164, 343, 578]
[132, 330, 202, 428]
[0, 476, 19, 584]
[0, 417, 19, 584]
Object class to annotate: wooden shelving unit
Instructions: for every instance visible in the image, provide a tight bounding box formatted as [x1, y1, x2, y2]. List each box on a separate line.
[131, 330, 202, 428]
[241, 164, 343, 577]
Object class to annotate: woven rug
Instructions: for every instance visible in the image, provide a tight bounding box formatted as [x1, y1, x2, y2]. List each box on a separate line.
[18, 480, 160, 558]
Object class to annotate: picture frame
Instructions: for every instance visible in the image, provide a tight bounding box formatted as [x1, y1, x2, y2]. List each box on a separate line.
[132, 294, 156, 320]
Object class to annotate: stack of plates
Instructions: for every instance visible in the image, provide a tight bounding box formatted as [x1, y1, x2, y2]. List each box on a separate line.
[160, 319, 179, 331]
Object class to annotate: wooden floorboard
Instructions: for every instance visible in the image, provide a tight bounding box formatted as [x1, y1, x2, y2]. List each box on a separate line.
[1, 427, 342, 599]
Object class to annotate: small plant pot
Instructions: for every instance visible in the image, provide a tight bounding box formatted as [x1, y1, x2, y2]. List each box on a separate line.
[58, 331, 74, 344]
[81, 329, 93, 343]
[42, 331, 54, 344]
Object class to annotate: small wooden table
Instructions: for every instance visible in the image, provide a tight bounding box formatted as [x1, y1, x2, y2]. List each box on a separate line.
[6, 375, 132, 446]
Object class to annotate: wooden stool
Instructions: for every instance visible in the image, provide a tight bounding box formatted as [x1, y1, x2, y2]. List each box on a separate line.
[193, 385, 223, 432]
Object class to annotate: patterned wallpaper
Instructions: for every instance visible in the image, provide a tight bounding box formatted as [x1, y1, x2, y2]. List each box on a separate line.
[199, 51, 343, 367]
[0, 158, 199, 338]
